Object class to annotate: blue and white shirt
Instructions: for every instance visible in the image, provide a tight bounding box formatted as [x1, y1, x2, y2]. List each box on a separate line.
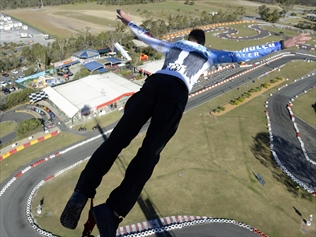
[128, 22, 282, 92]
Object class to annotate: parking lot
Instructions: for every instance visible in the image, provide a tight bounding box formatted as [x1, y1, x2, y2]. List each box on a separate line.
[0, 13, 54, 46]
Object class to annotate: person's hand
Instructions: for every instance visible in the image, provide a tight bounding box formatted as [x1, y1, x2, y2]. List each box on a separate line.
[283, 33, 311, 48]
[116, 9, 132, 26]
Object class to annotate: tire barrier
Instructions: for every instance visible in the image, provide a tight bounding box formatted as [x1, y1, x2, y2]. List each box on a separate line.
[0, 130, 60, 162]
[215, 24, 270, 41]
[0, 129, 113, 200]
[188, 53, 288, 99]
[0, 129, 113, 236]
[114, 216, 268, 237]
[9, 63, 316, 235]
[23, 157, 92, 236]
[266, 103, 316, 196]
[162, 20, 256, 41]
[286, 90, 316, 166]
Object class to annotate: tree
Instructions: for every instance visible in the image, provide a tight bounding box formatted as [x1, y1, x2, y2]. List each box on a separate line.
[278, 0, 296, 17]
[0, 93, 6, 111]
[236, 6, 246, 19]
[31, 43, 47, 69]
[271, 9, 280, 22]
[5, 88, 35, 110]
[258, 5, 271, 21]
[16, 118, 42, 137]
[130, 52, 141, 72]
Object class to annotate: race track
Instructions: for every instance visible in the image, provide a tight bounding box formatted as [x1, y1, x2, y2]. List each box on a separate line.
[0, 53, 315, 237]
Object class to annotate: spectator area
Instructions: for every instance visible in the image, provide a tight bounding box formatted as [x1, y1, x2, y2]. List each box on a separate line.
[42, 72, 141, 119]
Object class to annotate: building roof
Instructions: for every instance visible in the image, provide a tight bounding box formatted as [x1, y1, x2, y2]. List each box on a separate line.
[83, 61, 105, 72]
[73, 49, 100, 59]
[43, 72, 141, 117]
[105, 57, 122, 65]
[57, 59, 80, 69]
[43, 86, 79, 118]
[138, 59, 164, 75]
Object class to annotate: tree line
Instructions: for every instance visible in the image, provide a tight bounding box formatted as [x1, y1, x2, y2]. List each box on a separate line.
[249, 0, 315, 6]
[0, 0, 166, 9]
[0, 0, 314, 9]
[0, 7, 243, 73]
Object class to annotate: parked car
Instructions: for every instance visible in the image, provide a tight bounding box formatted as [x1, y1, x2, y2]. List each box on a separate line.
[92, 125, 101, 130]
[21, 66, 28, 71]
[9, 86, 16, 92]
[46, 123, 55, 129]
[11, 69, 18, 74]
[78, 127, 87, 131]
[2, 88, 10, 94]
[49, 111, 55, 118]
[0, 82, 7, 87]
[2, 73, 9, 77]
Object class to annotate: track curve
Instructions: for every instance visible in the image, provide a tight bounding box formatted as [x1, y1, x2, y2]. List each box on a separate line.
[267, 74, 316, 191]
[1, 54, 315, 237]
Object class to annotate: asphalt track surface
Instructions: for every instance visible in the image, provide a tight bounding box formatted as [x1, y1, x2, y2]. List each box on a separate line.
[267, 74, 316, 190]
[0, 53, 315, 237]
[0, 109, 35, 145]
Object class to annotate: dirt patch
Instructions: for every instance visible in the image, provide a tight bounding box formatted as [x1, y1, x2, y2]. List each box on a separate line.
[210, 78, 286, 116]
[2, 8, 144, 37]
[81, 10, 143, 25]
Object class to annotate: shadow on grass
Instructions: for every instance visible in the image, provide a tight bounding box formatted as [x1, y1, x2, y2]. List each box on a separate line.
[251, 132, 315, 201]
[312, 103, 316, 113]
[95, 118, 174, 237]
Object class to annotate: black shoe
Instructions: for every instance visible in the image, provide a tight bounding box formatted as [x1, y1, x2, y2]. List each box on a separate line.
[92, 203, 122, 237]
[60, 190, 88, 229]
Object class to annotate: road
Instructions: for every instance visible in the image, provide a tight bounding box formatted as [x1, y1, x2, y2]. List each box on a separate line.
[0, 53, 315, 237]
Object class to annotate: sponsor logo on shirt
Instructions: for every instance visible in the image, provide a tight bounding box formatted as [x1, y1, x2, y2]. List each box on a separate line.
[130, 22, 154, 37]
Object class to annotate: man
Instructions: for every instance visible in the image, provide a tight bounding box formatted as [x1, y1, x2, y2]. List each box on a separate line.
[60, 9, 311, 237]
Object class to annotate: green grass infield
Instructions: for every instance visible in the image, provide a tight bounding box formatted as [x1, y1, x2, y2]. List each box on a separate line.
[32, 61, 316, 237]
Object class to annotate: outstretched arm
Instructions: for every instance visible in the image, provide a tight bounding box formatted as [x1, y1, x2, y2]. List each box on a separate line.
[283, 33, 311, 48]
[209, 33, 311, 64]
[117, 9, 172, 54]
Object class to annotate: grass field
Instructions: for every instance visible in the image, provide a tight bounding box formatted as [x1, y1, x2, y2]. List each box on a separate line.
[0, 131, 85, 184]
[1, 1, 315, 236]
[0, 110, 125, 184]
[31, 61, 316, 237]
[72, 110, 122, 130]
[2, 0, 313, 38]
[0, 121, 17, 138]
[291, 89, 316, 128]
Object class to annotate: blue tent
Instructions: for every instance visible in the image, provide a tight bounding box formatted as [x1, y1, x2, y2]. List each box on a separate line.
[73, 49, 100, 59]
[104, 57, 122, 65]
[83, 61, 106, 72]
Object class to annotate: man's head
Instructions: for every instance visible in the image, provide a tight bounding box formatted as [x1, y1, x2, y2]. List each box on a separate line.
[188, 29, 205, 46]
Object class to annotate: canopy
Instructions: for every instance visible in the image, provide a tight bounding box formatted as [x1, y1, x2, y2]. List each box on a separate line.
[97, 47, 111, 54]
[73, 49, 100, 59]
[57, 60, 80, 69]
[83, 61, 105, 72]
[105, 57, 122, 65]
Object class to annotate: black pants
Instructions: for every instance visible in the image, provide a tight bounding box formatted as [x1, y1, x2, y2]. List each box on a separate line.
[75, 74, 188, 217]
